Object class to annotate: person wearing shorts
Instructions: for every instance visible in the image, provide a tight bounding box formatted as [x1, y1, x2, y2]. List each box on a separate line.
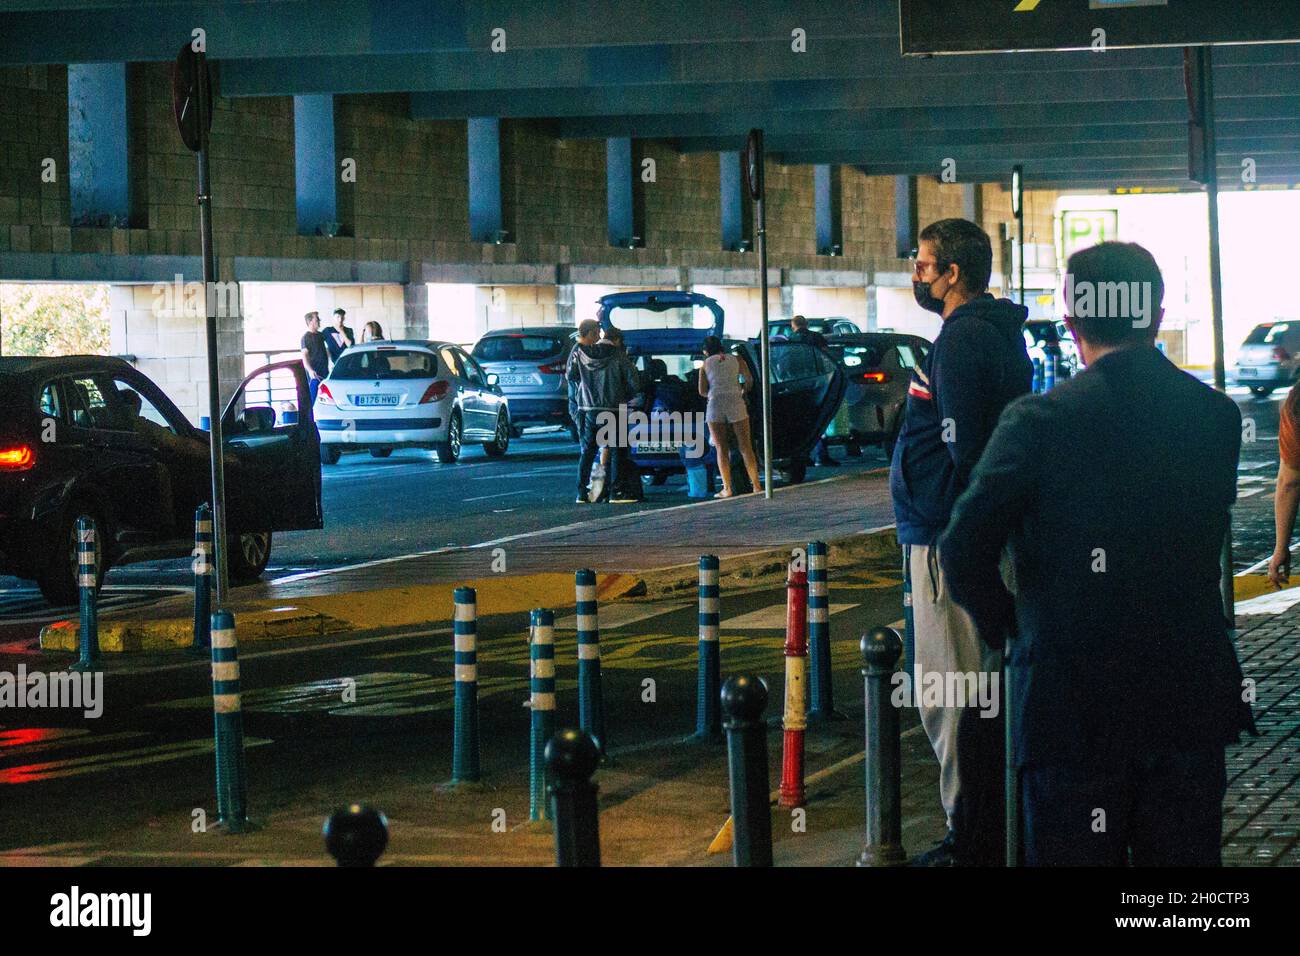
[698, 335, 762, 497]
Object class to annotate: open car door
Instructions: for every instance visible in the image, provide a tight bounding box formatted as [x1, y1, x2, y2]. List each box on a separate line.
[737, 341, 846, 481]
[220, 360, 323, 533]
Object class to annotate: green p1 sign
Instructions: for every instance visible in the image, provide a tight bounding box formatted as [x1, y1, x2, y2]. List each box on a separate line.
[1062, 209, 1118, 259]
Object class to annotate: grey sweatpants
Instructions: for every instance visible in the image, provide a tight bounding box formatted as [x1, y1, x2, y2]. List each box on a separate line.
[907, 542, 1003, 830]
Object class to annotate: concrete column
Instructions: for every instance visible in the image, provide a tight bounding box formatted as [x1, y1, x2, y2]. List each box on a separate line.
[469, 117, 503, 243]
[962, 182, 982, 224]
[294, 94, 338, 236]
[814, 165, 842, 255]
[894, 175, 919, 258]
[67, 63, 130, 226]
[607, 137, 633, 247]
[556, 283, 575, 327]
[403, 281, 429, 339]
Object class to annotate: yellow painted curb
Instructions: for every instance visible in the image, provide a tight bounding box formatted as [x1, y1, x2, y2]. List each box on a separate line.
[707, 816, 734, 855]
[39, 572, 642, 654]
[1232, 574, 1300, 603]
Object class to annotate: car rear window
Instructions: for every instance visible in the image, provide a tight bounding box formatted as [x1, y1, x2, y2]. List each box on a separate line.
[1245, 323, 1291, 345]
[835, 344, 884, 368]
[473, 335, 568, 362]
[771, 344, 835, 382]
[331, 349, 437, 380]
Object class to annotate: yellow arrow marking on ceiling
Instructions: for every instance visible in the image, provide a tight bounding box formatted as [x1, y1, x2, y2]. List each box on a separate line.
[1014, 0, 1043, 10]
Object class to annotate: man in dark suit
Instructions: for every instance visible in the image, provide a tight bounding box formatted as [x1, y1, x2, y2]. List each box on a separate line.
[940, 241, 1256, 865]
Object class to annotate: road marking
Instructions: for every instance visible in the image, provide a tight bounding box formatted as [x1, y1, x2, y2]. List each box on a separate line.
[1237, 488, 1264, 499]
[470, 465, 571, 480]
[1236, 587, 1300, 616]
[720, 602, 859, 630]
[554, 601, 689, 631]
[0, 737, 272, 785]
[0, 729, 146, 758]
[463, 490, 530, 502]
[1238, 461, 1276, 471]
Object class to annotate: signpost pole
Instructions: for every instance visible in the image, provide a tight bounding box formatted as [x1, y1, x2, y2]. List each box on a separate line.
[747, 130, 773, 500]
[1012, 165, 1025, 306]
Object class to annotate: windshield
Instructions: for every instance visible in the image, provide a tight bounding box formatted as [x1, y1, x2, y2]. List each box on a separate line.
[608, 304, 717, 331]
[833, 344, 884, 368]
[331, 349, 438, 380]
[473, 334, 569, 362]
[1245, 323, 1291, 345]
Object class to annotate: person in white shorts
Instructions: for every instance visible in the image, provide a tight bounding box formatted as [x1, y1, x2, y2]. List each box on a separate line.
[698, 335, 762, 497]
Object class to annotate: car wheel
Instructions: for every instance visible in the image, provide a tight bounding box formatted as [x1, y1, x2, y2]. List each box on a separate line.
[1250, 385, 1275, 397]
[38, 502, 106, 606]
[227, 530, 272, 584]
[436, 410, 462, 463]
[483, 412, 510, 457]
[784, 459, 808, 485]
[320, 445, 341, 465]
[369, 448, 393, 459]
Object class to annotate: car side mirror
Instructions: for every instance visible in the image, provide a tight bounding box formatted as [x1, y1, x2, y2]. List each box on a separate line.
[241, 406, 276, 432]
[486, 373, 499, 387]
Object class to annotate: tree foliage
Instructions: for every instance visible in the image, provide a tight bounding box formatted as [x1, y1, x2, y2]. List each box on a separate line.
[0, 283, 110, 357]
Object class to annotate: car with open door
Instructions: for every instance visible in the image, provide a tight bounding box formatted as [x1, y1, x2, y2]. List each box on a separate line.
[595, 291, 846, 487]
[0, 355, 322, 605]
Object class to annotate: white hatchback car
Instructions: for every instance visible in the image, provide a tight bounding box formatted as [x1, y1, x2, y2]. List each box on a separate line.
[314, 340, 511, 464]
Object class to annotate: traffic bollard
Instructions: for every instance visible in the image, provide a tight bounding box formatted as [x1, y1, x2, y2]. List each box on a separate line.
[722, 675, 773, 867]
[546, 728, 601, 867]
[71, 516, 99, 672]
[807, 540, 843, 721]
[1044, 353, 1057, 391]
[574, 570, 607, 755]
[1031, 356, 1043, 394]
[692, 554, 723, 742]
[324, 804, 389, 866]
[192, 503, 213, 650]
[452, 586, 481, 783]
[858, 627, 906, 866]
[778, 560, 808, 809]
[529, 608, 556, 822]
[210, 609, 251, 832]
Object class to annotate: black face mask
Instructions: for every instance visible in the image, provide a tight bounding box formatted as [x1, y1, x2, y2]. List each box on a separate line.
[913, 278, 947, 315]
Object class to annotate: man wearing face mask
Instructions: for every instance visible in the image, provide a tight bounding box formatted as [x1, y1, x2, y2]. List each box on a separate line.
[890, 217, 1033, 865]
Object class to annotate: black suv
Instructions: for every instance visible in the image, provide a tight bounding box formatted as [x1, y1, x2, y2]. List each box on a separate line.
[0, 356, 323, 604]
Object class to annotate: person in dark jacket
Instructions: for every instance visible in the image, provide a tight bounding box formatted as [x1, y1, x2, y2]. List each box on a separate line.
[788, 315, 837, 467]
[940, 242, 1255, 866]
[890, 217, 1033, 865]
[567, 318, 636, 504]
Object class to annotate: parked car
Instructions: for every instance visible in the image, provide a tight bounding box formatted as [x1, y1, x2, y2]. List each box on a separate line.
[597, 290, 846, 486]
[1024, 319, 1080, 380]
[825, 332, 931, 458]
[768, 316, 862, 339]
[0, 355, 322, 605]
[315, 340, 510, 464]
[470, 327, 575, 438]
[1234, 321, 1300, 396]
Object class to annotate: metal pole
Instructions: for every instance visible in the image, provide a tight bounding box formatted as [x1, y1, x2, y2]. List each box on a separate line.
[757, 194, 773, 500]
[1196, 46, 1235, 629]
[721, 675, 773, 867]
[859, 627, 905, 866]
[194, 51, 229, 604]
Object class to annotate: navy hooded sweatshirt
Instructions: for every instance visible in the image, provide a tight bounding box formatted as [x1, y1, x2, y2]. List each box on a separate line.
[890, 294, 1033, 546]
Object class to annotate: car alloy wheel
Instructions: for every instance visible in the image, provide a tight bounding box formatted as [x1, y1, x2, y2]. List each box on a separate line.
[240, 531, 270, 569]
[449, 414, 461, 457]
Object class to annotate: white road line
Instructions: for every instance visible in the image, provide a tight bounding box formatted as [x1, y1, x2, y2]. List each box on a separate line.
[1237, 488, 1264, 499]
[720, 602, 859, 630]
[463, 490, 530, 502]
[554, 601, 690, 631]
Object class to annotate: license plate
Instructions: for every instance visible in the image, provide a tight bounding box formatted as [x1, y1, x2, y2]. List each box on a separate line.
[498, 374, 534, 386]
[636, 442, 686, 454]
[353, 394, 399, 407]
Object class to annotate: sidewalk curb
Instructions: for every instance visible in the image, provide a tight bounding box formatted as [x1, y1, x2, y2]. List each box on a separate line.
[39, 572, 642, 654]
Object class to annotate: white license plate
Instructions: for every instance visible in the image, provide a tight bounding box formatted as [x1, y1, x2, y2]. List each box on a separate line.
[353, 394, 399, 407]
[636, 442, 686, 454]
[498, 374, 534, 386]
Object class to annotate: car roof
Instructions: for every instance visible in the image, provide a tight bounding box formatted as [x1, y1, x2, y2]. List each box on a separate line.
[828, 332, 930, 345]
[342, 339, 452, 352]
[0, 354, 138, 382]
[478, 326, 573, 338]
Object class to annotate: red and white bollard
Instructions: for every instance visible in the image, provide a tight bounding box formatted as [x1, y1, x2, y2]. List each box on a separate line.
[779, 558, 809, 809]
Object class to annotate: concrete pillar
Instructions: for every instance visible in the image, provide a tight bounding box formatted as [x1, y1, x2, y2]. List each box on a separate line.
[962, 182, 982, 224]
[556, 281, 575, 327]
[720, 150, 752, 252]
[894, 175, 919, 259]
[294, 94, 338, 236]
[814, 165, 842, 255]
[469, 117, 503, 243]
[607, 137, 633, 247]
[67, 63, 130, 226]
[403, 281, 429, 339]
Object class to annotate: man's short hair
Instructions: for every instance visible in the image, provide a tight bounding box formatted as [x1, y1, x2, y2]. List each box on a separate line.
[790, 314, 808, 330]
[577, 318, 600, 339]
[1065, 242, 1165, 346]
[603, 326, 625, 346]
[304, 311, 318, 324]
[918, 218, 993, 295]
[333, 308, 346, 317]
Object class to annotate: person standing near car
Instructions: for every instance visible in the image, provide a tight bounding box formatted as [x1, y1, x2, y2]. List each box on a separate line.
[360, 320, 385, 343]
[699, 335, 762, 497]
[325, 308, 356, 365]
[788, 315, 838, 468]
[890, 217, 1033, 866]
[599, 326, 646, 502]
[567, 318, 635, 504]
[940, 241, 1255, 865]
[301, 311, 330, 405]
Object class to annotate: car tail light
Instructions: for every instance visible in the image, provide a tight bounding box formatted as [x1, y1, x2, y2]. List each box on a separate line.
[538, 363, 565, 375]
[316, 383, 336, 405]
[419, 381, 451, 403]
[1274, 347, 1291, 362]
[858, 371, 890, 384]
[0, 445, 35, 471]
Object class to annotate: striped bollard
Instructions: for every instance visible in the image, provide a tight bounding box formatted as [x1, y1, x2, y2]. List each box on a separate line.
[529, 608, 556, 822]
[807, 541, 844, 721]
[575, 570, 607, 755]
[192, 503, 213, 650]
[211, 610, 251, 832]
[1044, 353, 1057, 391]
[71, 516, 99, 672]
[778, 561, 808, 809]
[1031, 357, 1043, 393]
[692, 555, 723, 742]
[452, 587, 481, 783]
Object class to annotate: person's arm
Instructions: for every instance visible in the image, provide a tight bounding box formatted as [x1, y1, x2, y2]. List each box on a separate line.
[938, 395, 1044, 648]
[931, 324, 997, 487]
[300, 339, 318, 380]
[1270, 460, 1300, 586]
[698, 362, 709, 398]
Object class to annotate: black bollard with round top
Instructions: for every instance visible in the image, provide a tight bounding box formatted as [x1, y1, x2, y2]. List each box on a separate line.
[858, 627, 906, 866]
[323, 804, 389, 867]
[545, 728, 602, 867]
[721, 674, 773, 867]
